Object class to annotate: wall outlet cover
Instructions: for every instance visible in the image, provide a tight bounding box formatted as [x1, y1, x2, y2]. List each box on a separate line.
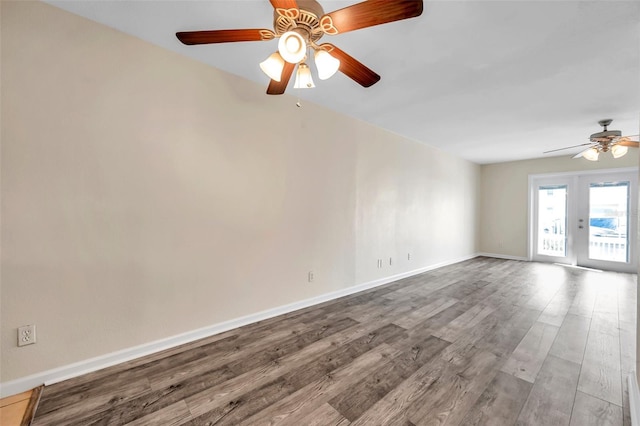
[18, 324, 36, 347]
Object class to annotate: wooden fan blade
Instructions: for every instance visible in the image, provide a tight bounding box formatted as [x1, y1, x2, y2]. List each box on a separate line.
[270, 0, 298, 10]
[543, 142, 593, 154]
[319, 44, 381, 87]
[266, 62, 295, 95]
[320, 0, 423, 35]
[176, 29, 275, 45]
[615, 135, 639, 146]
[617, 140, 640, 148]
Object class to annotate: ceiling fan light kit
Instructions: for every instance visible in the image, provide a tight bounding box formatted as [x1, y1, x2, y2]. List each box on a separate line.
[278, 31, 307, 63]
[582, 147, 600, 161]
[294, 63, 315, 88]
[175, 0, 424, 95]
[611, 144, 628, 159]
[314, 49, 340, 80]
[543, 119, 640, 161]
[259, 52, 286, 82]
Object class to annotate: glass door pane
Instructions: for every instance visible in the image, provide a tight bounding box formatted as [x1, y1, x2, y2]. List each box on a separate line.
[537, 185, 567, 257]
[588, 182, 629, 263]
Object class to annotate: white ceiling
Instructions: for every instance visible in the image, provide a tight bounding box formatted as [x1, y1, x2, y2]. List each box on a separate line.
[45, 0, 640, 164]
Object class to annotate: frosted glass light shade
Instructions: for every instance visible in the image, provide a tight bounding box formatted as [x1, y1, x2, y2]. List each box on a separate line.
[314, 50, 340, 80]
[582, 147, 600, 161]
[294, 63, 315, 89]
[611, 144, 628, 158]
[278, 31, 306, 64]
[259, 52, 285, 81]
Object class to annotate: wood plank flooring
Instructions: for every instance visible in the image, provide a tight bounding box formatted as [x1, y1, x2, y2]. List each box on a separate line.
[31, 257, 637, 425]
[0, 386, 41, 426]
[0, 389, 32, 426]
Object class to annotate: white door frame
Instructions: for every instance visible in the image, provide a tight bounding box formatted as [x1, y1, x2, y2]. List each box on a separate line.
[528, 167, 639, 272]
[575, 171, 638, 272]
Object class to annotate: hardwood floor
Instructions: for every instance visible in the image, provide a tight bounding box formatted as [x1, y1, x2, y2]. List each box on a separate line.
[30, 257, 637, 425]
[1, 387, 41, 426]
[1, 389, 32, 426]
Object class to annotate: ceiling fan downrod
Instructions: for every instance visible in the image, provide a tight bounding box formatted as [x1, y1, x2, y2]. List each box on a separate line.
[598, 119, 613, 131]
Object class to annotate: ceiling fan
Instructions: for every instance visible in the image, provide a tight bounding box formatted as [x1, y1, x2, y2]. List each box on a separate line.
[175, 0, 423, 95]
[544, 119, 640, 161]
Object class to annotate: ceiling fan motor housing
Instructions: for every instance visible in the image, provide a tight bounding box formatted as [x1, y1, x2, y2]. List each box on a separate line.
[590, 129, 622, 142]
[273, 0, 325, 43]
[591, 118, 621, 142]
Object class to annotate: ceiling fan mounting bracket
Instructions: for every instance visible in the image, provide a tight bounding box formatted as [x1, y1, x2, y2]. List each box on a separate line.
[598, 119, 613, 130]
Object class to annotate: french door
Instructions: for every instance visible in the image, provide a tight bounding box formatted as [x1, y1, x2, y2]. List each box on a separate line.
[531, 170, 638, 273]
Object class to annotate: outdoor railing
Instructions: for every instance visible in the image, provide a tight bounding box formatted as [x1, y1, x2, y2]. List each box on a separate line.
[539, 234, 627, 262]
[589, 235, 627, 262]
[540, 234, 566, 256]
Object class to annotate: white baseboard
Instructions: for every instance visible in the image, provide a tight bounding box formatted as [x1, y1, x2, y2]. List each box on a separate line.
[476, 252, 529, 262]
[0, 254, 478, 398]
[629, 372, 640, 426]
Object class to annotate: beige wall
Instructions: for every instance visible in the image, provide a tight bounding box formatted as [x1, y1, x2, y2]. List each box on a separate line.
[0, 2, 480, 384]
[480, 154, 639, 258]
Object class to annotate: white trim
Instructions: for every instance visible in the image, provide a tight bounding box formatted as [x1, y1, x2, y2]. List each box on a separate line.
[528, 174, 534, 261]
[476, 252, 528, 261]
[629, 372, 640, 426]
[530, 176, 577, 266]
[0, 253, 478, 398]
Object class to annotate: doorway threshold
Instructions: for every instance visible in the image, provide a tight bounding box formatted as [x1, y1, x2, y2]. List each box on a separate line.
[553, 263, 603, 272]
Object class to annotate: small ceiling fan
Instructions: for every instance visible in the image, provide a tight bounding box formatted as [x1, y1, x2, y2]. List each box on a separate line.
[175, 0, 423, 95]
[544, 119, 640, 161]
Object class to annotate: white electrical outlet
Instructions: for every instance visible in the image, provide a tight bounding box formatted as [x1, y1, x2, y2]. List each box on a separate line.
[18, 324, 36, 347]
[308, 271, 314, 282]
